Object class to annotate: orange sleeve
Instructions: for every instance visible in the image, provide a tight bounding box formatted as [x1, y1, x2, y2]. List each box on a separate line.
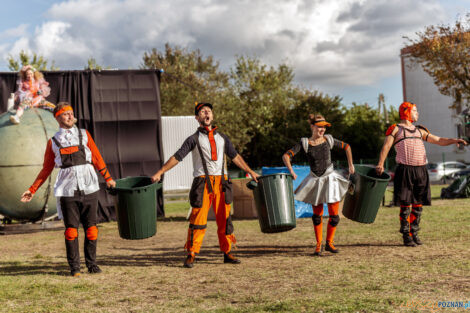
[385, 124, 397, 136]
[86, 130, 112, 182]
[29, 140, 55, 194]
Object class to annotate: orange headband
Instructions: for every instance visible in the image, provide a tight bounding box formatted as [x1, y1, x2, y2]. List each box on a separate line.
[54, 106, 73, 117]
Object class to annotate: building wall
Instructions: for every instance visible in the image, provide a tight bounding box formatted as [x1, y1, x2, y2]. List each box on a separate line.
[401, 55, 468, 163]
[161, 116, 199, 191]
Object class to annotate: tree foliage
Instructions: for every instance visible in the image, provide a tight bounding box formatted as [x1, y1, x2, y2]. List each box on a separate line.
[217, 56, 298, 153]
[85, 57, 111, 70]
[141, 44, 229, 116]
[405, 14, 470, 107]
[7, 50, 58, 71]
[140, 44, 398, 166]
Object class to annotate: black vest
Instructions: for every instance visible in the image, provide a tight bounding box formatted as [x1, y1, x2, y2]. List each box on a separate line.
[52, 128, 88, 169]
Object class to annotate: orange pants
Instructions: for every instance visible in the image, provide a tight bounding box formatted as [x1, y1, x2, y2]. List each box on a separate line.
[185, 176, 235, 254]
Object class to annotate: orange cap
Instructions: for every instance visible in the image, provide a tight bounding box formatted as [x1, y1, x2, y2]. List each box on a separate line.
[399, 102, 415, 122]
[312, 119, 331, 127]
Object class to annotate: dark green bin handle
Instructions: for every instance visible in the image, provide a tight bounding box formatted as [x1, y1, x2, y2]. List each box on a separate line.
[246, 180, 258, 190]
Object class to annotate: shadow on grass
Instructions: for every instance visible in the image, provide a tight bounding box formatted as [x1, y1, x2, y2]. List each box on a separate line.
[0, 242, 406, 274]
[96, 244, 325, 268]
[0, 262, 70, 276]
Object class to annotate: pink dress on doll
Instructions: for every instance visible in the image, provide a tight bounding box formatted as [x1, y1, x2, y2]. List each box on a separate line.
[15, 77, 51, 108]
[10, 69, 54, 124]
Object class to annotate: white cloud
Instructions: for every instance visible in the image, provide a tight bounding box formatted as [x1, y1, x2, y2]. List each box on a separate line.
[0, 24, 29, 39]
[0, 0, 454, 89]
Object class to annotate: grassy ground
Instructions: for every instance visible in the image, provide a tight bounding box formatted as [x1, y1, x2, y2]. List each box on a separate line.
[0, 186, 469, 312]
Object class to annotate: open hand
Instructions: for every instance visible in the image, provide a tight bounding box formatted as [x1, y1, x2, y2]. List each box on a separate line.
[21, 190, 33, 202]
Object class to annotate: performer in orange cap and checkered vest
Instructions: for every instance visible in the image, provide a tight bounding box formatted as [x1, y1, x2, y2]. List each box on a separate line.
[152, 102, 260, 268]
[21, 102, 116, 276]
[376, 102, 467, 247]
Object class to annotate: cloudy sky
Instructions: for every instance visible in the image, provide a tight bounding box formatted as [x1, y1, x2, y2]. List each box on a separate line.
[0, 0, 468, 108]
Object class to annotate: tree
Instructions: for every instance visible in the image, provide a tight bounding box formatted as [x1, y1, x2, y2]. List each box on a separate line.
[341, 103, 399, 162]
[7, 50, 57, 71]
[245, 90, 346, 167]
[85, 57, 108, 70]
[405, 14, 470, 107]
[217, 56, 299, 156]
[141, 44, 229, 116]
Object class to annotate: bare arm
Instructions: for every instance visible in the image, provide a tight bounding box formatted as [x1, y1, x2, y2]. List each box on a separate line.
[282, 153, 297, 180]
[151, 156, 179, 182]
[425, 132, 468, 146]
[345, 146, 355, 174]
[376, 135, 395, 175]
[232, 154, 260, 182]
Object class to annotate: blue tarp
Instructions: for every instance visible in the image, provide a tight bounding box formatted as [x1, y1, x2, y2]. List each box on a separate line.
[261, 166, 328, 218]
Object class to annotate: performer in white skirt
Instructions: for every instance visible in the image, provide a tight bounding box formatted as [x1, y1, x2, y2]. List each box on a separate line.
[282, 114, 355, 256]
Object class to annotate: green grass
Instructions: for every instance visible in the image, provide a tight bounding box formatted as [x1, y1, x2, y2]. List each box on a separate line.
[0, 185, 469, 312]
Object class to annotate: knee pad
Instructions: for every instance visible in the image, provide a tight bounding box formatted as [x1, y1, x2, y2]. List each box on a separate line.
[64, 227, 78, 241]
[329, 215, 340, 227]
[312, 214, 322, 226]
[86, 226, 98, 241]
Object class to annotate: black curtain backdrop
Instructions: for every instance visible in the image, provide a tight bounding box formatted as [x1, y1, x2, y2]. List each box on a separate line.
[0, 70, 164, 221]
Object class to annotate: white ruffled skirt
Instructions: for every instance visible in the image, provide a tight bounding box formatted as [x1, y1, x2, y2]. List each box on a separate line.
[294, 165, 350, 205]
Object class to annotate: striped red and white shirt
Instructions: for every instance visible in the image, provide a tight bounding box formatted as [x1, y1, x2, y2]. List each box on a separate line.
[394, 125, 427, 166]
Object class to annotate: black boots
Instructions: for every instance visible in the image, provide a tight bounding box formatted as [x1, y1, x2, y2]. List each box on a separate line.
[412, 234, 422, 245]
[403, 234, 416, 247]
[184, 254, 195, 268]
[224, 253, 241, 264]
[88, 265, 102, 274]
[325, 241, 339, 253]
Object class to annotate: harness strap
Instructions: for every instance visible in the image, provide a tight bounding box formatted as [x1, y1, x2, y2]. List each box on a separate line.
[51, 136, 62, 149]
[393, 125, 423, 146]
[196, 135, 214, 194]
[301, 135, 334, 153]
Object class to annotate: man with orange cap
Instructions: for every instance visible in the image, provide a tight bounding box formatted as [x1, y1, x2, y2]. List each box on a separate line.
[376, 102, 466, 246]
[152, 102, 259, 268]
[21, 102, 116, 276]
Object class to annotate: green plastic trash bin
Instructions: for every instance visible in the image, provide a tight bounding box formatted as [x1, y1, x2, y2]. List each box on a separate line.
[342, 165, 391, 223]
[112, 176, 162, 240]
[247, 173, 296, 233]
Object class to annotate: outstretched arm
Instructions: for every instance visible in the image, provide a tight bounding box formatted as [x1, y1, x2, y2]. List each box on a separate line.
[232, 154, 259, 182]
[86, 130, 115, 188]
[21, 140, 55, 202]
[151, 156, 179, 183]
[425, 132, 468, 147]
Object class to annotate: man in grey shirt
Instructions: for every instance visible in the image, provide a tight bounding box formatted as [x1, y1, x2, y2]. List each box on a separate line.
[152, 102, 259, 268]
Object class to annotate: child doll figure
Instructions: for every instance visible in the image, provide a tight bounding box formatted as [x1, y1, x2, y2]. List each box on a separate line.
[10, 65, 55, 124]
